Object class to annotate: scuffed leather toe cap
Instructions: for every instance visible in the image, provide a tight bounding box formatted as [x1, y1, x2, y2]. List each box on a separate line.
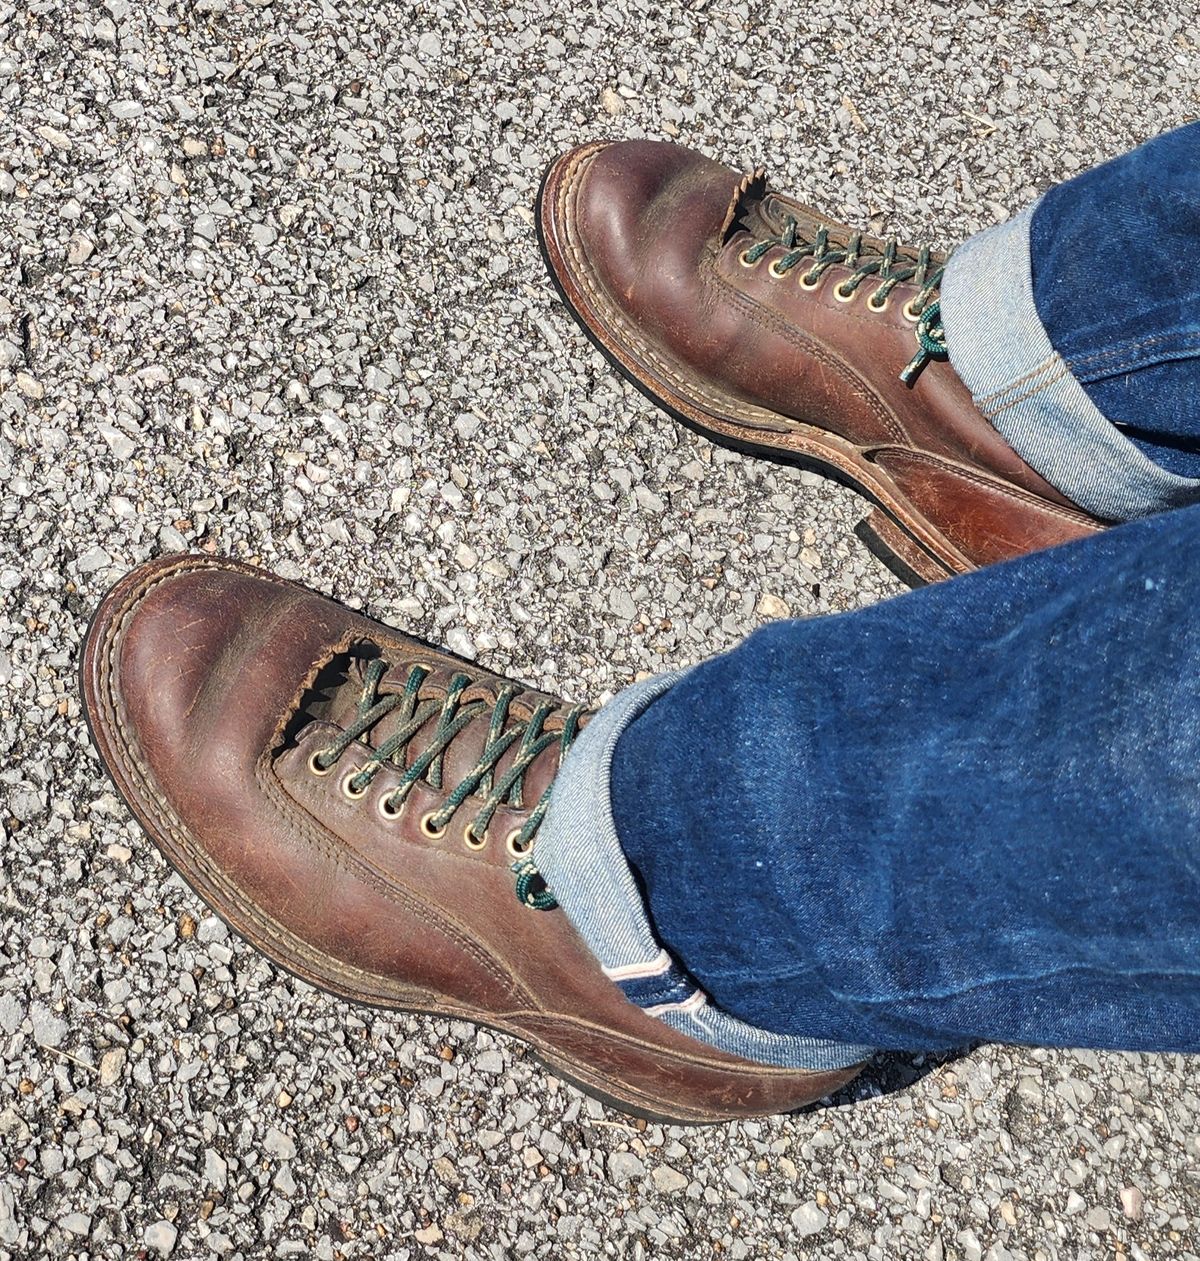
[82, 555, 346, 804]
[540, 139, 740, 332]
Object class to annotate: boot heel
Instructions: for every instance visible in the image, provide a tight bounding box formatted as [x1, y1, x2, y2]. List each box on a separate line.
[856, 508, 957, 587]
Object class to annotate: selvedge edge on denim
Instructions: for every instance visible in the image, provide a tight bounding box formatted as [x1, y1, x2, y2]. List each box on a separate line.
[940, 202, 1200, 522]
[534, 671, 875, 1072]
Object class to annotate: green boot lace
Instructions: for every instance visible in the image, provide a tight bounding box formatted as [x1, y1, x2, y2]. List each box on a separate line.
[739, 216, 949, 384]
[311, 657, 583, 910]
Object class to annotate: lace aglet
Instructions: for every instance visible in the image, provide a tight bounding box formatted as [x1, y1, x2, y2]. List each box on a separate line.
[899, 350, 928, 386]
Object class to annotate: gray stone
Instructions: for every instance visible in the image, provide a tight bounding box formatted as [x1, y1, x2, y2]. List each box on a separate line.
[76, 546, 110, 574]
[264, 1128, 296, 1160]
[724, 1165, 752, 1197]
[30, 1006, 67, 1048]
[144, 1220, 178, 1254]
[607, 1151, 645, 1184]
[0, 995, 23, 1036]
[791, 1202, 828, 1237]
[651, 1165, 689, 1193]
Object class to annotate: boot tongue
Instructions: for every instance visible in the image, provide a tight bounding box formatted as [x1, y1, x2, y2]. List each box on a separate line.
[322, 657, 458, 757]
[322, 656, 388, 743]
[755, 191, 861, 251]
[719, 167, 768, 243]
[720, 172, 862, 254]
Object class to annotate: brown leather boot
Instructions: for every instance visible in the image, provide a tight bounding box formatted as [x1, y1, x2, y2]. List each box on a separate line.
[81, 554, 860, 1122]
[538, 139, 1104, 583]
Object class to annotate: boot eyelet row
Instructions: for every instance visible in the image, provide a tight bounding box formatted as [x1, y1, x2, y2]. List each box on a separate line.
[309, 748, 534, 859]
[745, 249, 879, 303]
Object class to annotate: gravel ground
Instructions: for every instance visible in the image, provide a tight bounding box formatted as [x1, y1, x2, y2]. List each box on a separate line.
[2, 0, 1199, 1257]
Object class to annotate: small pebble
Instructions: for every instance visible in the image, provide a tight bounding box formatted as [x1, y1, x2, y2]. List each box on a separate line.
[143, 1221, 178, 1255]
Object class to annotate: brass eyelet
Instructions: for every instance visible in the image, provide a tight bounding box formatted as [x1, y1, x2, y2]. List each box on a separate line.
[378, 795, 402, 821]
[767, 258, 789, 279]
[833, 281, 857, 303]
[902, 298, 922, 322]
[463, 823, 488, 852]
[308, 750, 333, 777]
[867, 291, 889, 313]
[798, 272, 821, 291]
[737, 248, 759, 269]
[505, 828, 531, 859]
[420, 810, 447, 841]
[341, 770, 368, 801]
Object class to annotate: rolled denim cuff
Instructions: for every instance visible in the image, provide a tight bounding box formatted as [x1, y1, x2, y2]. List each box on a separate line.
[534, 672, 875, 1072]
[941, 203, 1200, 522]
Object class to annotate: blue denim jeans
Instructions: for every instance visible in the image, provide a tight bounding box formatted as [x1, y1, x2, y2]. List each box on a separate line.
[535, 125, 1200, 1066]
[942, 122, 1200, 520]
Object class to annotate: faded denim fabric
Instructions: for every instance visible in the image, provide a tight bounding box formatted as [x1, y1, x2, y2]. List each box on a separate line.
[942, 122, 1200, 518]
[1030, 122, 1200, 482]
[611, 508, 1200, 1053]
[541, 126, 1200, 1064]
[535, 671, 874, 1070]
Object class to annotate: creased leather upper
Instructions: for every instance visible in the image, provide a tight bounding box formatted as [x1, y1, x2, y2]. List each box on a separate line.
[84, 554, 859, 1121]
[544, 139, 1103, 571]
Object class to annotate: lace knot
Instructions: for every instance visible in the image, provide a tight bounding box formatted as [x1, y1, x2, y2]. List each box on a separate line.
[899, 300, 948, 386]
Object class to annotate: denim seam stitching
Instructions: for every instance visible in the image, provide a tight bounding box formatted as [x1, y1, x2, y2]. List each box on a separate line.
[974, 353, 1059, 407]
[829, 960, 1200, 1006]
[1067, 328, 1200, 369]
[979, 360, 1074, 420]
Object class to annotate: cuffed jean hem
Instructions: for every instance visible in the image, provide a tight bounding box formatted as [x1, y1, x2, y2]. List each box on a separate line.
[940, 203, 1200, 522]
[534, 672, 875, 1072]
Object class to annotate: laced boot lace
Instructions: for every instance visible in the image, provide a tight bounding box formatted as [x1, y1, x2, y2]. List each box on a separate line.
[310, 657, 583, 910]
[739, 216, 949, 384]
